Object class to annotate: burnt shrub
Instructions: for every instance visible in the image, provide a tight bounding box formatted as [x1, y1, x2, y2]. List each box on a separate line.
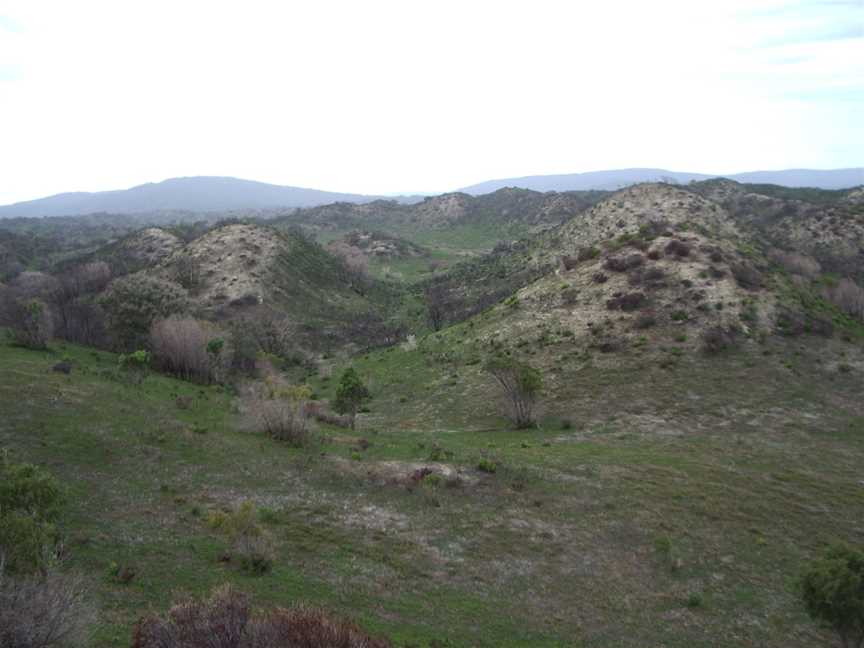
[559, 255, 579, 271]
[700, 245, 724, 263]
[131, 584, 392, 648]
[731, 263, 763, 290]
[607, 292, 646, 312]
[633, 312, 657, 329]
[807, 314, 834, 337]
[664, 239, 691, 258]
[776, 308, 806, 336]
[605, 254, 644, 272]
[702, 326, 736, 353]
[823, 277, 864, 321]
[633, 266, 667, 289]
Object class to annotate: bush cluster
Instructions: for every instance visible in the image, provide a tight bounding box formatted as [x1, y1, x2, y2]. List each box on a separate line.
[132, 584, 392, 648]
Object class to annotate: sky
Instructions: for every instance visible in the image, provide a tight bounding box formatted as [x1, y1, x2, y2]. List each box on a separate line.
[0, 0, 861, 204]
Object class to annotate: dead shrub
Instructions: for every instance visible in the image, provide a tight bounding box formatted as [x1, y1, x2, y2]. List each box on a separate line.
[559, 255, 578, 271]
[606, 292, 646, 311]
[131, 584, 392, 648]
[731, 263, 763, 290]
[633, 312, 657, 329]
[150, 317, 229, 383]
[664, 239, 691, 258]
[0, 567, 96, 648]
[770, 249, 821, 278]
[241, 377, 316, 446]
[823, 278, 864, 321]
[605, 254, 644, 272]
[252, 398, 312, 447]
[646, 249, 661, 261]
[702, 326, 736, 353]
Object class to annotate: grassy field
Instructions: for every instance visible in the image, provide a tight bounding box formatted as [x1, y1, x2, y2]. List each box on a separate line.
[1, 334, 862, 647]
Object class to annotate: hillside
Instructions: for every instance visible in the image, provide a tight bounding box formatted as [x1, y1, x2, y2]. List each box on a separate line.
[459, 167, 864, 194]
[0, 176, 421, 219]
[1, 180, 863, 648]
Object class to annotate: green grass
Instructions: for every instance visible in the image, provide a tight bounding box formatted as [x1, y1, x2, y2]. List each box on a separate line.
[2, 334, 863, 647]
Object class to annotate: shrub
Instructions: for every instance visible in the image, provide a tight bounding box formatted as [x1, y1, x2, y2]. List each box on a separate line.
[118, 350, 151, 385]
[0, 568, 95, 648]
[150, 317, 228, 383]
[823, 278, 864, 321]
[577, 246, 600, 262]
[209, 502, 275, 575]
[484, 357, 542, 429]
[800, 545, 864, 648]
[633, 312, 657, 329]
[333, 368, 371, 430]
[477, 458, 498, 474]
[169, 254, 202, 291]
[730, 263, 763, 290]
[559, 255, 579, 271]
[1, 297, 53, 350]
[560, 287, 579, 306]
[664, 239, 691, 258]
[254, 399, 312, 447]
[605, 254, 644, 272]
[606, 292, 646, 312]
[701, 326, 736, 354]
[131, 584, 392, 648]
[592, 272, 609, 284]
[100, 275, 187, 350]
[771, 249, 821, 278]
[0, 454, 62, 574]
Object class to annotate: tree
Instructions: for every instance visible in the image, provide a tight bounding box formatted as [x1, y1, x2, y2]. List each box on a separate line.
[333, 367, 370, 430]
[99, 274, 187, 350]
[801, 545, 864, 648]
[1, 295, 53, 350]
[484, 357, 543, 429]
[424, 284, 447, 331]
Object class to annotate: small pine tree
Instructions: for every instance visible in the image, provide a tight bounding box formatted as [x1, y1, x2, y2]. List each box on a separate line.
[800, 545, 864, 648]
[333, 367, 370, 430]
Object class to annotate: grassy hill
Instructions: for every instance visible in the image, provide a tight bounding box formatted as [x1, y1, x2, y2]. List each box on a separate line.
[1, 327, 862, 646]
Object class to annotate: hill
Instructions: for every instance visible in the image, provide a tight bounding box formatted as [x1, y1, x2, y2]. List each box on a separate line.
[0, 176, 422, 219]
[459, 167, 864, 194]
[1, 179, 864, 647]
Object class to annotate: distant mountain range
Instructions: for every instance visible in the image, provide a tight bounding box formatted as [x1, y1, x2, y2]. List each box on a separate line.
[0, 177, 423, 219]
[458, 168, 864, 194]
[1, 168, 861, 218]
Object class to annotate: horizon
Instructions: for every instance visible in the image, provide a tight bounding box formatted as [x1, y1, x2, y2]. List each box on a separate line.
[1, 1, 862, 204]
[2, 165, 863, 207]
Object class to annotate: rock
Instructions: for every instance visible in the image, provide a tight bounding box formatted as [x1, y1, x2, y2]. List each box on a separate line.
[52, 361, 72, 375]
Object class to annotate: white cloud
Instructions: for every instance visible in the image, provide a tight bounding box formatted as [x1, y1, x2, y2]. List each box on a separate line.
[0, 0, 861, 204]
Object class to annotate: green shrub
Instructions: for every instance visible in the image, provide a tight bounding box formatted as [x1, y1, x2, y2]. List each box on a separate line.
[800, 545, 864, 648]
[0, 454, 62, 574]
[477, 458, 498, 474]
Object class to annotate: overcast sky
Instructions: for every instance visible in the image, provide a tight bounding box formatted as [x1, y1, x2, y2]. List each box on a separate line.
[0, 0, 861, 204]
